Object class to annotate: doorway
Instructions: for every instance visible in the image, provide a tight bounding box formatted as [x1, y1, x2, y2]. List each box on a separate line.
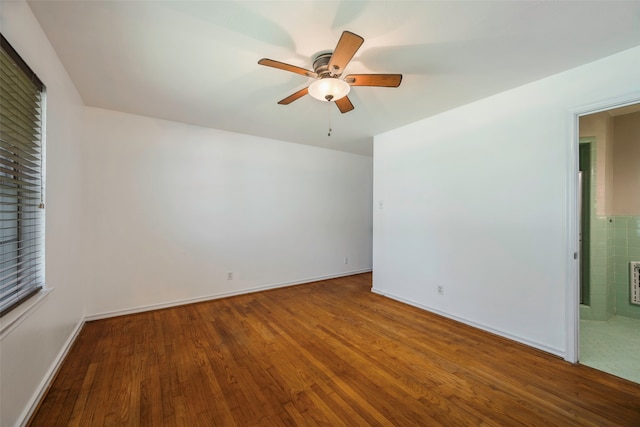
[576, 103, 640, 383]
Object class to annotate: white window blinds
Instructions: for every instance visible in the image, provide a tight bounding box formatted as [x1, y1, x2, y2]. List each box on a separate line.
[0, 34, 45, 316]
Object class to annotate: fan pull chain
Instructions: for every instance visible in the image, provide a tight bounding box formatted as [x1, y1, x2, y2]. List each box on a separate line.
[327, 102, 332, 137]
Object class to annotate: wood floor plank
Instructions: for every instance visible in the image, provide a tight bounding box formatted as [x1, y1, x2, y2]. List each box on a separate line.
[28, 273, 640, 426]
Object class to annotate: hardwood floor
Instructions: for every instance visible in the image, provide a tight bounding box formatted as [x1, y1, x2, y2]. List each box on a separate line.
[30, 273, 640, 426]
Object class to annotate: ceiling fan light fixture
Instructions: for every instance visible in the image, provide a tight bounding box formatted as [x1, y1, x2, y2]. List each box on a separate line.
[308, 78, 350, 102]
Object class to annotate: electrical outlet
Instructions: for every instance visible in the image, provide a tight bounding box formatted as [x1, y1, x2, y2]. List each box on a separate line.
[227, 272, 233, 280]
[437, 285, 444, 295]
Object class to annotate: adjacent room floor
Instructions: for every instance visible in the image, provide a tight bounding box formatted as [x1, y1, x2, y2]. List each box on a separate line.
[580, 315, 640, 384]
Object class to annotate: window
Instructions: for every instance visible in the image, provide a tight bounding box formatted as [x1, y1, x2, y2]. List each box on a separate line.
[0, 34, 45, 316]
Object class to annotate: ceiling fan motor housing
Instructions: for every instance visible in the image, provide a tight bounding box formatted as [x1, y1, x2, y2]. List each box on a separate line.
[313, 53, 334, 78]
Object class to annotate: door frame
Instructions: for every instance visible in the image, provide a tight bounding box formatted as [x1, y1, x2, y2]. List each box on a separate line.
[565, 93, 640, 363]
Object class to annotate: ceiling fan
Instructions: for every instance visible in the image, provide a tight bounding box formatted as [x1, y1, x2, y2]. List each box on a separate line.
[258, 31, 402, 113]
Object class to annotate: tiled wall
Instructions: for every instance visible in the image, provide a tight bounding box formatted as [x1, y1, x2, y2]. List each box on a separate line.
[612, 216, 640, 318]
[583, 215, 612, 320]
[579, 142, 640, 320]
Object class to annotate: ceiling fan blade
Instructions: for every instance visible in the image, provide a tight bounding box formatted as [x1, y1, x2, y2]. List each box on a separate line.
[278, 87, 309, 105]
[258, 58, 317, 78]
[344, 74, 402, 87]
[335, 96, 354, 113]
[327, 31, 364, 76]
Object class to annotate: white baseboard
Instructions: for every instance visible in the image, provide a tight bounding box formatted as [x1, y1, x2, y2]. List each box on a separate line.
[86, 269, 372, 321]
[19, 317, 85, 427]
[371, 287, 564, 358]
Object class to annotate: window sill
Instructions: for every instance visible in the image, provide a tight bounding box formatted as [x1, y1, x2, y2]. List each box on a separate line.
[0, 288, 53, 340]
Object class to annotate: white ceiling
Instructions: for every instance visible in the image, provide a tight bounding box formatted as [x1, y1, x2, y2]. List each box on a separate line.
[27, 1, 640, 156]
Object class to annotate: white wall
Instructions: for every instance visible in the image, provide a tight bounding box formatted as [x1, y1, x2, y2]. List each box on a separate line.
[0, 1, 88, 426]
[84, 108, 373, 317]
[373, 45, 640, 356]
